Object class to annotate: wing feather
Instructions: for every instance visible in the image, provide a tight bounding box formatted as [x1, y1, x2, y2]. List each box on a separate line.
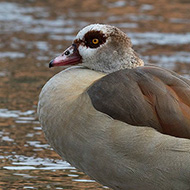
[87, 66, 190, 139]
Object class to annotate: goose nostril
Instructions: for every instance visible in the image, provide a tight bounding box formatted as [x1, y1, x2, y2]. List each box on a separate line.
[64, 50, 70, 56]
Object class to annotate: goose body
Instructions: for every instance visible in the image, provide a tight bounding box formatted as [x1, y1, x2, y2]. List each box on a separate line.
[38, 24, 190, 189]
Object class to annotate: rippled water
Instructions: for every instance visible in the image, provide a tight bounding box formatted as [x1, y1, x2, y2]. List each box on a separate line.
[0, 0, 190, 189]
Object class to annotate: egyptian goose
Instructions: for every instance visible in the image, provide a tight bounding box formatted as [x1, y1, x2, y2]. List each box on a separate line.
[38, 24, 190, 190]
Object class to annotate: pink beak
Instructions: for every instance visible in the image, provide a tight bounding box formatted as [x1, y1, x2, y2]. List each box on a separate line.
[49, 44, 82, 68]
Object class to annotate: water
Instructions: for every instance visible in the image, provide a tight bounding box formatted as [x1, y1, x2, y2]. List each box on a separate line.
[0, 0, 190, 189]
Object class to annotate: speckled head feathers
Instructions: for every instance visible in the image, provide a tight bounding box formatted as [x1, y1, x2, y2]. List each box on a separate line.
[72, 24, 144, 73]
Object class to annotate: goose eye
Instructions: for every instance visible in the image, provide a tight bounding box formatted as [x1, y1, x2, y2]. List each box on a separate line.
[92, 38, 99, 44]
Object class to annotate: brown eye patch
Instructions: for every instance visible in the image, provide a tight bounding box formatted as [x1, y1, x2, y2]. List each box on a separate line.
[84, 30, 107, 48]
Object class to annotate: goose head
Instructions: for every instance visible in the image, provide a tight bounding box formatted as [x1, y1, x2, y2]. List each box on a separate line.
[49, 24, 144, 73]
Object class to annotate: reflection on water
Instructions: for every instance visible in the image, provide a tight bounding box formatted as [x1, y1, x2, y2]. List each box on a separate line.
[0, 109, 35, 118]
[3, 155, 74, 171]
[0, 0, 190, 189]
[128, 32, 190, 45]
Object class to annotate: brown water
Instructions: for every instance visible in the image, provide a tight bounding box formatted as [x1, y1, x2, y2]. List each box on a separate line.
[0, 0, 190, 189]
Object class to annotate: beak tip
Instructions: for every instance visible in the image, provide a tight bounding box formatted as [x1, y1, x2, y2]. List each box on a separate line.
[49, 60, 54, 68]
